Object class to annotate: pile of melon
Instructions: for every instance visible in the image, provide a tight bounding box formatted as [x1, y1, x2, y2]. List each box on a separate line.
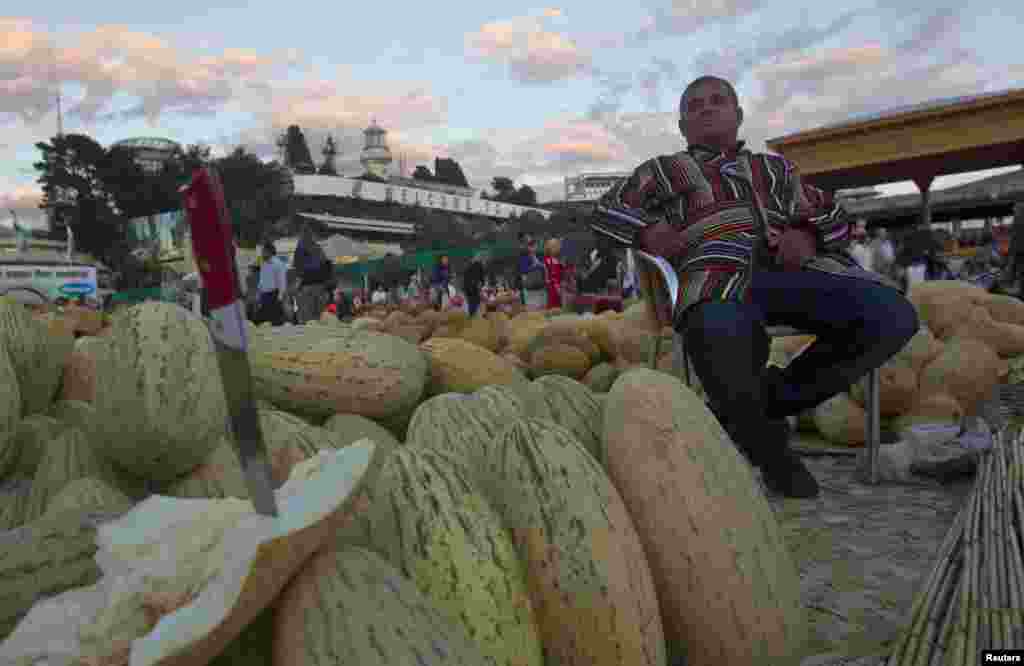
[784, 282, 1024, 446]
[0, 297, 807, 666]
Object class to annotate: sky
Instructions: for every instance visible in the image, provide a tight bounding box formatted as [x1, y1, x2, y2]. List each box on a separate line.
[1, 1, 1022, 227]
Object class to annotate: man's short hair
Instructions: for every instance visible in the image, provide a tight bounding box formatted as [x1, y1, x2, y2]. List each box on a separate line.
[679, 76, 740, 115]
[262, 241, 276, 255]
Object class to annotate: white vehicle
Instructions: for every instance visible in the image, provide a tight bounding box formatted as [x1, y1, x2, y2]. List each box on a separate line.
[0, 259, 99, 305]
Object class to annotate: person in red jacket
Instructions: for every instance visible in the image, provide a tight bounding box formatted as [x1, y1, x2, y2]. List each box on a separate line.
[543, 238, 564, 309]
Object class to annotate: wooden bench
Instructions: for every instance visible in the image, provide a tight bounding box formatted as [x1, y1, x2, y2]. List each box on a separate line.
[634, 250, 882, 485]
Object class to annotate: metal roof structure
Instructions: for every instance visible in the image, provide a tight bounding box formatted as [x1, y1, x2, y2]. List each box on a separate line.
[812, 89, 1019, 135]
[110, 137, 182, 152]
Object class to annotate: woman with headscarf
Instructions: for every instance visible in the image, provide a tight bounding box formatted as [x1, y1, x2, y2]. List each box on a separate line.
[463, 252, 487, 316]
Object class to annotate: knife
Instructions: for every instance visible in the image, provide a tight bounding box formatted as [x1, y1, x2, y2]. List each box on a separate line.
[181, 166, 280, 517]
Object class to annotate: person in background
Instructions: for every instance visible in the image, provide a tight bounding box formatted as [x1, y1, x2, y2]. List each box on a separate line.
[256, 241, 288, 326]
[292, 225, 332, 323]
[333, 286, 354, 321]
[870, 228, 896, 278]
[1005, 202, 1024, 299]
[463, 252, 487, 316]
[543, 238, 565, 310]
[519, 239, 546, 310]
[371, 283, 388, 306]
[431, 255, 451, 311]
[848, 221, 873, 272]
[972, 231, 1003, 274]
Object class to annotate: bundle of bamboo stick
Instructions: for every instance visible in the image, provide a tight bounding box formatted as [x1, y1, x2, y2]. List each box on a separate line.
[886, 427, 1024, 665]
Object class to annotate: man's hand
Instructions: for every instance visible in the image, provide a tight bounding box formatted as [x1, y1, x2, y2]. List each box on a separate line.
[638, 222, 686, 259]
[777, 227, 817, 271]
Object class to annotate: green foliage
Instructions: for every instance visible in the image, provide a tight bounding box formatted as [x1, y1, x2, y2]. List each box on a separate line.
[282, 125, 316, 174]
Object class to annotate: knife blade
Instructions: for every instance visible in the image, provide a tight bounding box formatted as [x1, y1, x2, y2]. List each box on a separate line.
[181, 166, 279, 517]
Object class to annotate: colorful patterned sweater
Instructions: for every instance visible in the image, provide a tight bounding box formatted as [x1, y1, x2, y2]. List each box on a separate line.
[590, 141, 897, 323]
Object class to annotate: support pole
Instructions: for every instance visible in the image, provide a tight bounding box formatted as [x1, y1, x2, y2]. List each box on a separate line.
[914, 176, 935, 229]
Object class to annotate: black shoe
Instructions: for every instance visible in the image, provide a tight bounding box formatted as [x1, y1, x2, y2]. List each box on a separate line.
[761, 449, 821, 498]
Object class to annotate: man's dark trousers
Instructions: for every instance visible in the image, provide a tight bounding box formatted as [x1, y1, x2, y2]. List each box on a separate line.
[679, 268, 919, 467]
[257, 290, 286, 326]
[467, 291, 482, 316]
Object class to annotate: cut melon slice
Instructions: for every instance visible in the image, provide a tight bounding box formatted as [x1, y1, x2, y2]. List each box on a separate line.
[0, 441, 375, 666]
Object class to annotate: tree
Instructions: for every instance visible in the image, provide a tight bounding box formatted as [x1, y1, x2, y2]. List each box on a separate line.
[34, 133, 128, 267]
[512, 184, 537, 206]
[406, 209, 476, 253]
[412, 165, 434, 181]
[434, 158, 470, 188]
[491, 177, 516, 200]
[213, 147, 292, 246]
[283, 125, 316, 174]
[319, 135, 339, 176]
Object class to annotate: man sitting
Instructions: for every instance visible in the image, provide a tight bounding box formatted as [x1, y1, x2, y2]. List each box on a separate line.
[590, 75, 919, 498]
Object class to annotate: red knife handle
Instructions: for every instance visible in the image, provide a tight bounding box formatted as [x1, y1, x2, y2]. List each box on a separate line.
[182, 168, 238, 311]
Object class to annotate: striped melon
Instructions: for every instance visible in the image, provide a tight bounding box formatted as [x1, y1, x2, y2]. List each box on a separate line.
[248, 325, 429, 422]
[24, 425, 107, 523]
[0, 507, 129, 641]
[0, 479, 31, 530]
[322, 412, 402, 449]
[167, 410, 347, 499]
[353, 446, 544, 666]
[603, 369, 805, 665]
[0, 300, 72, 416]
[524, 376, 602, 461]
[92, 302, 228, 482]
[420, 337, 528, 396]
[479, 418, 666, 666]
[42, 476, 132, 519]
[8, 415, 63, 478]
[582, 362, 619, 393]
[405, 388, 527, 474]
[48, 399, 96, 439]
[273, 547, 491, 666]
[0, 342, 21, 480]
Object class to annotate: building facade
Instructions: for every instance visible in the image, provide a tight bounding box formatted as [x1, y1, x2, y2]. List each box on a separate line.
[563, 172, 631, 202]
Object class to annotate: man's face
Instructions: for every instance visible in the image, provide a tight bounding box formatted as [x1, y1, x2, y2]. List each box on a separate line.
[679, 80, 743, 147]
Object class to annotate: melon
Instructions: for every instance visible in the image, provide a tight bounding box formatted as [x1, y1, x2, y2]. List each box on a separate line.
[49, 399, 97, 439]
[524, 376, 603, 461]
[918, 336, 1003, 414]
[813, 393, 867, 446]
[421, 337, 528, 395]
[459, 316, 501, 352]
[405, 390, 527, 474]
[322, 412, 401, 449]
[0, 444, 375, 666]
[9, 414, 63, 478]
[530, 343, 591, 380]
[603, 369, 805, 665]
[0, 299, 69, 416]
[893, 325, 944, 374]
[982, 293, 1024, 327]
[167, 410, 347, 500]
[0, 342, 21, 479]
[892, 393, 965, 432]
[349, 446, 544, 666]
[23, 425, 108, 523]
[583, 362, 619, 393]
[249, 325, 428, 422]
[42, 476, 133, 519]
[0, 507, 131, 641]
[907, 281, 990, 339]
[950, 304, 1024, 357]
[166, 437, 252, 500]
[272, 547, 491, 666]
[91, 302, 228, 482]
[848, 359, 918, 417]
[0, 478, 31, 530]
[478, 418, 666, 666]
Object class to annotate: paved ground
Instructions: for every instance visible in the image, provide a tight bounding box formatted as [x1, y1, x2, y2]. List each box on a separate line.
[774, 436, 973, 666]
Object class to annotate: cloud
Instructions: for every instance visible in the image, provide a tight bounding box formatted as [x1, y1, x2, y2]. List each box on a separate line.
[616, 0, 764, 48]
[0, 183, 44, 228]
[465, 11, 591, 84]
[0, 19, 298, 125]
